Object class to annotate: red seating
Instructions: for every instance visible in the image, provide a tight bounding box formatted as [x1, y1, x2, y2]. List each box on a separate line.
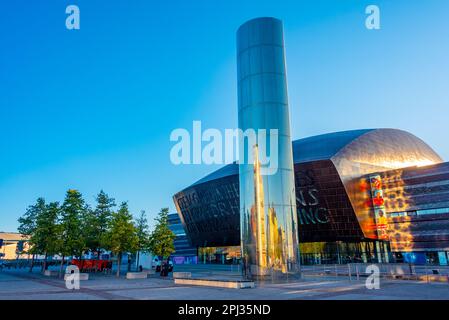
[71, 259, 111, 273]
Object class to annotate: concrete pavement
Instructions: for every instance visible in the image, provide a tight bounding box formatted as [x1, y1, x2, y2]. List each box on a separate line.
[1, 268, 449, 300]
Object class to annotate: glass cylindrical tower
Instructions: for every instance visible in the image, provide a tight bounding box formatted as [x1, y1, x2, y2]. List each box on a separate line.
[237, 17, 300, 279]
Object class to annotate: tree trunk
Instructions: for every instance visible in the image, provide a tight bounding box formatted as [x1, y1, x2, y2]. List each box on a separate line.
[136, 251, 140, 272]
[59, 255, 65, 278]
[42, 253, 48, 272]
[29, 254, 35, 273]
[116, 253, 121, 277]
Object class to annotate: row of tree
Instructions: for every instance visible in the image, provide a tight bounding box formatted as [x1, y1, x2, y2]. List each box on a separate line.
[17, 189, 176, 277]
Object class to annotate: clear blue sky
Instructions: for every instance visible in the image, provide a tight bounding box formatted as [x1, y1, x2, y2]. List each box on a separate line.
[1, 0, 448, 232]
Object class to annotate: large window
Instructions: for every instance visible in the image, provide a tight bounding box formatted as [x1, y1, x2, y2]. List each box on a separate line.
[388, 207, 449, 218]
[198, 246, 241, 264]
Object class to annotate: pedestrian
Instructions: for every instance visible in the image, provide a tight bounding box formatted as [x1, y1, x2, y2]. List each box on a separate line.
[160, 260, 167, 277]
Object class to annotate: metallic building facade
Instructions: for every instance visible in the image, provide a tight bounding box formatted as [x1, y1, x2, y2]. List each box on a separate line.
[173, 129, 449, 264]
[330, 129, 442, 240]
[371, 162, 449, 262]
[236, 17, 300, 278]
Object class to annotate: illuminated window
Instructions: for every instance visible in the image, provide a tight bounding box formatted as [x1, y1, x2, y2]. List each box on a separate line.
[389, 207, 449, 217]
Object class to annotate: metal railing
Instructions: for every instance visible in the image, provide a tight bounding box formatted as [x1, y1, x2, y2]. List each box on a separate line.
[302, 263, 449, 284]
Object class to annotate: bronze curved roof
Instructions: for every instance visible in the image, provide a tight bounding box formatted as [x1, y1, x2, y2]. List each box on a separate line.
[189, 128, 442, 188]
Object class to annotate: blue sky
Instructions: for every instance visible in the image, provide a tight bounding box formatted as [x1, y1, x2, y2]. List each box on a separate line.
[1, 0, 448, 231]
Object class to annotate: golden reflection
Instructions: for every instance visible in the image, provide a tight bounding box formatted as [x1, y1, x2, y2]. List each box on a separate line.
[352, 177, 378, 239]
[369, 175, 389, 240]
[376, 160, 435, 168]
[354, 170, 414, 252]
[251, 144, 267, 272]
[267, 207, 286, 272]
[248, 145, 290, 275]
[381, 170, 414, 252]
[333, 129, 441, 241]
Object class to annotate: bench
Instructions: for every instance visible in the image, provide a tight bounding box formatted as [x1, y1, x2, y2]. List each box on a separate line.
[173, 272, 191, 279]
[126, 272, 148, 279]
[43, 270, 59, 276]
[174, 277, 255, 289]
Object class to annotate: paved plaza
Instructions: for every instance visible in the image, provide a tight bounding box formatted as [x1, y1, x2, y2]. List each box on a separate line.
[1, 267, 449, 300]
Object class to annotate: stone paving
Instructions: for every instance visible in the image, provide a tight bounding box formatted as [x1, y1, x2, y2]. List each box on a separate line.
[1, 268, 449, 300]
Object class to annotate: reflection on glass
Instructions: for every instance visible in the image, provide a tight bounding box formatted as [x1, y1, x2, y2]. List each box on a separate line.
[238, 17, 300, 279]
[380, 169, 413, 253]
[335, 129, 442, 239]
[369, 175, 389, 240]
[251, 144, 267, 272]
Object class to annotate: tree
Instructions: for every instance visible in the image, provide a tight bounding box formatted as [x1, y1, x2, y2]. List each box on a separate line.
[18, 198, 43, 236]
[103, 202, 138, 277]
[17, 198, 46, 272]
[84, 191, 115, 259]
[134, 210, 151, 271]
[81, 207, 96, 258]
[148, 208, 176, 263]
[59, 189, 87, 276]
[30, 202, 61, 271]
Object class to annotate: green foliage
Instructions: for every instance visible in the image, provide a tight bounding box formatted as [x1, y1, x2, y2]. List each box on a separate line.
[29, 202, 61, 256]
[18, 199, 61, 258]
[84, 190, 116, 256]
[103, 202, 139, 256]
[18, 190, 174, 278]
[18, 198, 45, 238]
[59, 189, 87, 258]
[18, 198, 47, 254]
[148, 208, 176, 259]
[135, 210, 151, 253]
[95, 190, 116, 233]
[81, 207, 96, 255]
[103, 202, 139, 276]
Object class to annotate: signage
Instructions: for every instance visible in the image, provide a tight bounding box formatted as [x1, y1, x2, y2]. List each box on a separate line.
[369, 175, 389, 240]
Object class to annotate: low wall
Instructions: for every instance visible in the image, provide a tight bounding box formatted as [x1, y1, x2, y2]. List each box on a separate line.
[174, 278, 255, 289]
[126, 272, 148, 279]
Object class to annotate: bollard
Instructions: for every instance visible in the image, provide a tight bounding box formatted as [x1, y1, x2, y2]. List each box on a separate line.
[348, 264, 352, 281]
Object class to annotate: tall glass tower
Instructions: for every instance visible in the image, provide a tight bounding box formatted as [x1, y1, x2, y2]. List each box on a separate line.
[237, 17, 300, 279]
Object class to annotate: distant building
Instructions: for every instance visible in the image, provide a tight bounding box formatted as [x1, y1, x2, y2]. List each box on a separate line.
[0, 232, 30, 260]
[167, 213, 197, 264]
